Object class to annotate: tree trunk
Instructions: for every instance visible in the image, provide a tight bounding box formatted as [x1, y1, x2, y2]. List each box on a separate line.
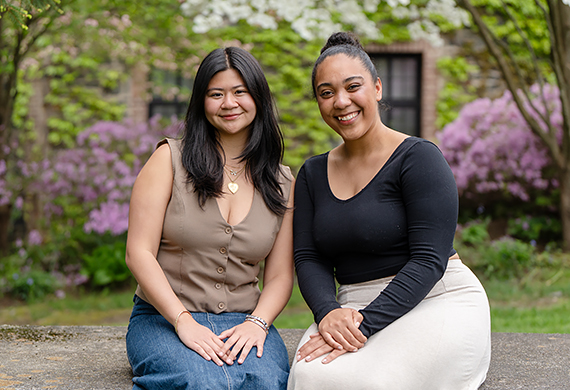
[560, 168, 570, 251]
[551, 0, 570, 250]
[0, 204, 12, 255]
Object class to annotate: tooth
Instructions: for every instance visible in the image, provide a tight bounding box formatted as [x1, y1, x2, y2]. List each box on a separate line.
[339, 113, 356, 121]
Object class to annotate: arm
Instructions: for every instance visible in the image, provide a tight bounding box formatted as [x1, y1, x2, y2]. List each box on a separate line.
[219, 178, 296, 364]
[294, 163, 366, 359]
[358, 141, 458, 338]
[293, 164, 341, 323]
[125, 143, 225, 366]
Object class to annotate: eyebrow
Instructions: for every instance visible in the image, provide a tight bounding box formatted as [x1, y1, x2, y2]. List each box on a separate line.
[316, 76, 365, 91]
[206, 84, 246, 93]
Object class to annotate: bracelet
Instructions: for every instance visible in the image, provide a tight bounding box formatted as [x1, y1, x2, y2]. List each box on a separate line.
[174, 310, 190, 334]
[245, 314, 269, 334]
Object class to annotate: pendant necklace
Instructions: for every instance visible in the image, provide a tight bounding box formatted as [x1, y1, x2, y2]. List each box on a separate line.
[224, 165, 245, 194]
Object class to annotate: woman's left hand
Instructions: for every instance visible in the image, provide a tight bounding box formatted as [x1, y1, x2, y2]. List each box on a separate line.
[218, 321, 267, 365]
[318, 308, 367, 352]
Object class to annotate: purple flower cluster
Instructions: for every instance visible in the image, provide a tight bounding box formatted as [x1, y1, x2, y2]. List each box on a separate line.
[37, 117, 181, 236]
[438, 84, 561, 202]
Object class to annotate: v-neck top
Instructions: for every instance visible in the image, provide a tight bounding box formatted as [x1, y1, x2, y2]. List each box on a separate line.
[135, 138, 293, 313]
[293, 137, 458, 337]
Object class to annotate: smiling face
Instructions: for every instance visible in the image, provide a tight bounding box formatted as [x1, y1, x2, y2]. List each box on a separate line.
[314, 53, 382, 142]
[204, 68, 257, 138]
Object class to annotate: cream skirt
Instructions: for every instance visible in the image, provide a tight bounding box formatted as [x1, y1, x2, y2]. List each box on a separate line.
[287, 259, 491, 390]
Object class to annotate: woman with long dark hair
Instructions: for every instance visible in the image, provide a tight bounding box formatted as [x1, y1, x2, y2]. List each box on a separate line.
[125, 47, 294, 389]
[288, 32, 491, 389]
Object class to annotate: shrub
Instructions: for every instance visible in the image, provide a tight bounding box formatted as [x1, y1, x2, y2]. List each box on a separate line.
[8, 270, 62, 302]
[81, 240, 131, 287]
[438, 84, 561, 207]
[457, 219, 490, 246]
[482, 238, 537, 280]
[508, 215, 562, 244]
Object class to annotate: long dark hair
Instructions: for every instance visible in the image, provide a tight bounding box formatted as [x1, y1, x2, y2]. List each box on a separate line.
[181, 47, 287, 216]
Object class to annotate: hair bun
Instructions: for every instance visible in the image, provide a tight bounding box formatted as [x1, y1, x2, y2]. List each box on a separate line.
[320, 32, 364, 54]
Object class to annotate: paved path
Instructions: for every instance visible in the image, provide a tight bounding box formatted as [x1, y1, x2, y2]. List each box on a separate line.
[0, 325, 568, 389]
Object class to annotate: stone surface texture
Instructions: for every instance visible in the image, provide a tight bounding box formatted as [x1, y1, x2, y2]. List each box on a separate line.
[0, 325, 568, 389]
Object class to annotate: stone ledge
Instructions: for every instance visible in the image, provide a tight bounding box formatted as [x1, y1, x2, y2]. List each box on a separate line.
[1, 325, 569, 389]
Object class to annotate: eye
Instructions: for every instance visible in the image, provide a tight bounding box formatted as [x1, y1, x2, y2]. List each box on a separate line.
[235, 89, 248, 96]
[208, 92, 223, 98]
[319, 90, 333, 98]
[347, 83, 361, 91]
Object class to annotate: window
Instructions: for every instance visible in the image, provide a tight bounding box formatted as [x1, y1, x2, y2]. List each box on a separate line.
[370, 54, 422, 137]
[148, 69, 193, 119]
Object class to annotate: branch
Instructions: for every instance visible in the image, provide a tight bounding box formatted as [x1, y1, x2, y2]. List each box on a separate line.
[492, 22, 553, 132]
[19, 14, 56, 58]
[458, 0, 564, 168]
[500, 1, 553, 129]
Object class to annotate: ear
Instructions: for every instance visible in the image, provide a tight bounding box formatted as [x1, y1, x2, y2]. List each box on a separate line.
[375, 77, 382, 101]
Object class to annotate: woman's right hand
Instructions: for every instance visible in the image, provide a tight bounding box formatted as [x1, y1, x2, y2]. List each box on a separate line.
[176, 313, 226, 366]
[318, 308, 367, 352]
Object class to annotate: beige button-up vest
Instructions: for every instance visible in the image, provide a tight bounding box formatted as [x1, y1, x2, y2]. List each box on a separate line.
[135, 138, 293, 313]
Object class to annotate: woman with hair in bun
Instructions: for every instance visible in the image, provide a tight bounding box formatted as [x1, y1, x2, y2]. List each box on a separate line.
[288, 32, 491, 390]
[125, 47, 294, 389]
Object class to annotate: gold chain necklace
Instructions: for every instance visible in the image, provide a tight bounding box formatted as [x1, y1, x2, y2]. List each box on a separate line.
[223, 165, 245, 194]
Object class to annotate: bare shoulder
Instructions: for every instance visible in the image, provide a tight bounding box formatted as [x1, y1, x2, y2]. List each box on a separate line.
[135, 143, 173, 187]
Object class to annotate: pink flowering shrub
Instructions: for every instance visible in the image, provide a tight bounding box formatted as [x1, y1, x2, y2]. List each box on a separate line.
[438, 84, 561, 205]
[37, 116, 181, 236]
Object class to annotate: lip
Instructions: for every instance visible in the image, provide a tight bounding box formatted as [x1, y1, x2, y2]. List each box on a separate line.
[220, 113, 242, 120]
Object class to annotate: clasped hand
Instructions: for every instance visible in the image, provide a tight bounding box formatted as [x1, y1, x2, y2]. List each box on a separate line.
[177, 319, 267, 366]
[296, 308, 366, 364]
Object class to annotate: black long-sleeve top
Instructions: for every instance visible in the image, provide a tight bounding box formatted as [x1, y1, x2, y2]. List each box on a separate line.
[293, 137, 458, 338]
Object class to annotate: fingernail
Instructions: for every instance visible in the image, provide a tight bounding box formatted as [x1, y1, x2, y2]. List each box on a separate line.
[296, 354, 301, 361]
[355, 322, 360, 327]
[337, 346, 343, 350]
[305, 356, 311, 361]
[322, 359, 328, 364]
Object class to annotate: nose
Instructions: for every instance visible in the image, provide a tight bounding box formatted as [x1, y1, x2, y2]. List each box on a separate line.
[333, 90, 350, 109]
[221, 93, 239, 109]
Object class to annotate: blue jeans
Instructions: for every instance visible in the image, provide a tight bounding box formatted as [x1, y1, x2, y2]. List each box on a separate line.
[126, 295, 289, 390]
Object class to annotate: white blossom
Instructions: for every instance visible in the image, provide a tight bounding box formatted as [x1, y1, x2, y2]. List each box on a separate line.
[248, 12, 279, 29]
[426, 0, 469, 27]
[179, 0, 456, 42]
[407, 19, 444, 47]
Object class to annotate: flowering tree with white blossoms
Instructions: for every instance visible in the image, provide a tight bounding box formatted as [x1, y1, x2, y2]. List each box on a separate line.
[180, 0, 470, 45]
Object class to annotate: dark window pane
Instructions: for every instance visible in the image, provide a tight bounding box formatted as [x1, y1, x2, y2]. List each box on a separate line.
[370, 54, 421, 137]
[391, 58, 417, 100]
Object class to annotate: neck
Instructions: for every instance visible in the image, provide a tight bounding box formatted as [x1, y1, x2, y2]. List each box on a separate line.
[218, 131, 249, 166]
[341, 120, 387, 160]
